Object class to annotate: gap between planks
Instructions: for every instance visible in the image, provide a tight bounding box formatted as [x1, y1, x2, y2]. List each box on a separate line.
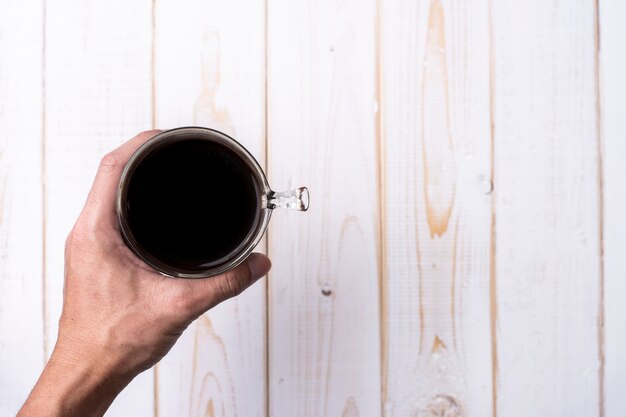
[487, 0, 498, 415]
[40, 0, 49, 366]
[264, 0, 271, 416]
[593, 0, 605, 415]
[374, 0, 388, 416]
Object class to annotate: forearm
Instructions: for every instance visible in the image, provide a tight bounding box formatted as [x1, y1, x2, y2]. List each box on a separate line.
[17, 347, 133, 417]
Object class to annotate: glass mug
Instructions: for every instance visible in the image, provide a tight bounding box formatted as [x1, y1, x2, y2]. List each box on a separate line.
[116, 127, 309, 278]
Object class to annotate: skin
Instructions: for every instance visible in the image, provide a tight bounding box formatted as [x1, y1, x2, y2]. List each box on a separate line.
[17, 130, 271, 417]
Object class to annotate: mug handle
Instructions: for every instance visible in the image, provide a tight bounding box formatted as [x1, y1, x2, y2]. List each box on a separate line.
[266, 187, 309, 211]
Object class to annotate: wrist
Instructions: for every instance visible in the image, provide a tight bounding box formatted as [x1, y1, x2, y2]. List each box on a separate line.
[18, 344, 134, 417]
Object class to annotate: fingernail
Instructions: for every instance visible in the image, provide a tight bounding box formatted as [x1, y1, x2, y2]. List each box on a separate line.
[247, 253, 272, 278]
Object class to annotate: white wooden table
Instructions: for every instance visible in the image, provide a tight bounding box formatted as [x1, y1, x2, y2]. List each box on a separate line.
[1, 0, 624, 416]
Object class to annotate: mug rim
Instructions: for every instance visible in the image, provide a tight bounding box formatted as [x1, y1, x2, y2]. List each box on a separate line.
[116, 126, 272, 279]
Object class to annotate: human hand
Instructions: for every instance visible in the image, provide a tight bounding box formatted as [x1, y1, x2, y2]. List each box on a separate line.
[18, 130, 271, 417]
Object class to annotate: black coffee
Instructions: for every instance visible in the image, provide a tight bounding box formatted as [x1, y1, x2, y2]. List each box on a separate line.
[124, 138, 260, 272]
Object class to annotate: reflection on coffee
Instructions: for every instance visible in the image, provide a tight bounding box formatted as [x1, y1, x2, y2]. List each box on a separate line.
[125, 138, 260, 272]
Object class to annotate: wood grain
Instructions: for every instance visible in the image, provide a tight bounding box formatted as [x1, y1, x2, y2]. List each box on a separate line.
[599, 0, 626, 416]
[44, 1, 154, 415]
[0, 0, 45, 414]
[267, 0, 381, 415]
[380, 0, 493, 415]
[491, 0, 601, 415]
[152, 0, 267, 416]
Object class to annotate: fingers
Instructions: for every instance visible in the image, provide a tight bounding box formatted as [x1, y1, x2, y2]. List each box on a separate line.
[189, 253, 272, 315]
[80, 130, 162, 230]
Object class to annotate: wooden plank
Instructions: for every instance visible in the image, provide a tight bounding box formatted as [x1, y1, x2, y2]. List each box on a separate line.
[267, 0, 381, 415]
[0, 0, 45, 414]
[152, 0, 267, 416]
[380, 0, 493, 415]
[491, 1, 601, 415]
[599, 0, 626, 416]
[44, 1, 154, 416]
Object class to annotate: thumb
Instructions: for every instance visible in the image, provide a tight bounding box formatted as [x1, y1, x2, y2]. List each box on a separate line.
[193, 253, 271, 313]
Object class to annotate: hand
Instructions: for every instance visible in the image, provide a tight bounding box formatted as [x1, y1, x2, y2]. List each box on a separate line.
[17, 130, 271, 417]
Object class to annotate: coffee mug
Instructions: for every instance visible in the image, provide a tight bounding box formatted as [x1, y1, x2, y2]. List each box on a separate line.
[116, 127, 309, 278]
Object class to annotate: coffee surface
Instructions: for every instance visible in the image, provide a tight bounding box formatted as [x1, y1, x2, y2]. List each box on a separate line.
[125, 138, 260, 271]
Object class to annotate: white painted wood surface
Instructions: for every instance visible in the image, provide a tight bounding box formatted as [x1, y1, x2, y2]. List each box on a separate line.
[492, 0, 601, 416]
[380, 0, 493, 415]
[0, 1, 44, 415]
[0, 1, 624, 416]
[153, 0, 267, 416]
[600, 1, 626, 416]
[267, 0, 381, 416]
